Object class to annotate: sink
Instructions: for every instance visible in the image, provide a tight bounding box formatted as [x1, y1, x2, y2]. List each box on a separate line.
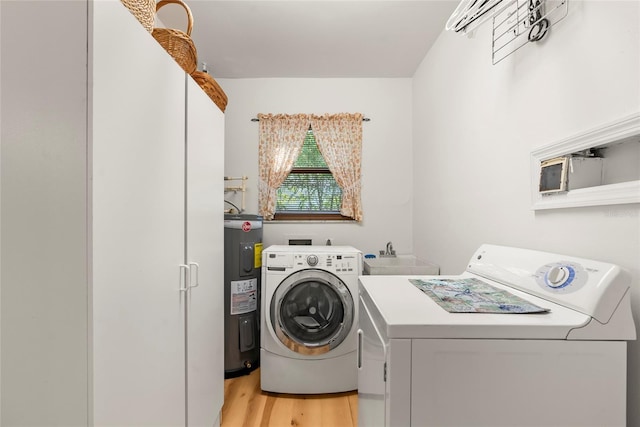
[363, 255, 439, 275]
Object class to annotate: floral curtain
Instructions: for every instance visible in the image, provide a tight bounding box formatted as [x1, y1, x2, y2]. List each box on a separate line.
[257, 113, 309, 220]
[310, 113, 363, 221]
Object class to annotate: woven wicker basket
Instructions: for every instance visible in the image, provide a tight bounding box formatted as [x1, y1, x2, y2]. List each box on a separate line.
[121, 0, 155, 33]
[190, 71, 228, 112]
[152, 0, 198, 74]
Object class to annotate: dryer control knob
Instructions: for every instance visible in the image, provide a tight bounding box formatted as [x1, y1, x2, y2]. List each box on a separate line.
[547, 266, 569, 287]
[307, 255, 319, 266]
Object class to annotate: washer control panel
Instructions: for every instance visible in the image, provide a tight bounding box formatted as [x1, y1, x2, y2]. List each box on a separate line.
[535, 261, 588, 293]
[291, 253, 360, 273]
[467, 244, 629, 323]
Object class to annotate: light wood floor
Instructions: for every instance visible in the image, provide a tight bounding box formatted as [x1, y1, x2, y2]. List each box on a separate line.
[221, 368, 357, 427]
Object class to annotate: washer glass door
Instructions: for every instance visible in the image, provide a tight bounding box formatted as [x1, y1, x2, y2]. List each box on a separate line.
[272, 269, 354, 355]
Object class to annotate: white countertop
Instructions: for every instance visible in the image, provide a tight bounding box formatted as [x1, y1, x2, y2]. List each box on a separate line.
[358, 273, 591, 340]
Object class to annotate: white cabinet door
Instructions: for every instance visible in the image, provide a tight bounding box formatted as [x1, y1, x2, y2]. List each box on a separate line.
[358, 296, 387, 427]
[185, 77, 225, 426]
[92, 2, 187, 425]
[358, 294, 412, 427]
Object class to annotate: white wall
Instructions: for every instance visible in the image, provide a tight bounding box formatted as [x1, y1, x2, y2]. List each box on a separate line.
[0, 2, 3, 421]
[412, 1, 640, 425]
[1, 2, 89, 424]
[219, 78, 414, 256]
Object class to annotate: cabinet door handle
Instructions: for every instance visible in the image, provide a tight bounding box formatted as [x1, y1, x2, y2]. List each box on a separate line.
[188, 262, 200, 288]
[179, 264, 190, 292]
[357, 329, 363, 369]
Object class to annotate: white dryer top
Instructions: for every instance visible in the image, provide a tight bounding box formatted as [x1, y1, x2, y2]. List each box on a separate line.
[466, 244, 630, 324]
[360, 273, 592, 340]
[358, 244, 636, 341]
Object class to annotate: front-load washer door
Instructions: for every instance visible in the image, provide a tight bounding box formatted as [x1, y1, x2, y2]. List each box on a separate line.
[271, 269, 354, 356]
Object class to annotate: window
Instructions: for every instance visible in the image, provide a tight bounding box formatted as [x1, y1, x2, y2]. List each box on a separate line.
[274, 130, 349, 220]
[257, 112, 363, 222]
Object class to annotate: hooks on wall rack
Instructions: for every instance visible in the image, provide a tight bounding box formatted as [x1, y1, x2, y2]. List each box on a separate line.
[446, 0, 569, 65]
[492, 0, 568, 64]
[224, 176, 248, 214]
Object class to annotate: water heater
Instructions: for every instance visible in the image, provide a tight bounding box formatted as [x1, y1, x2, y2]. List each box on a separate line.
[223, 214, 263, 377]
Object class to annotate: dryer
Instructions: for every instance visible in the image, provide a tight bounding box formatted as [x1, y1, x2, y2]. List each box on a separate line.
[261, 245, 362, 394]
[358, 244, 636, 426]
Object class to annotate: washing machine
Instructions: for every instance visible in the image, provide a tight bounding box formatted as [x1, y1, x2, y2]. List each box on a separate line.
[261, 245, 362, 394]
[358, 244, 636, 426]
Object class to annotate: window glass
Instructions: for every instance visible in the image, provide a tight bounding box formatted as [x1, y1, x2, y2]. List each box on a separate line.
[276, 131, 343, 216]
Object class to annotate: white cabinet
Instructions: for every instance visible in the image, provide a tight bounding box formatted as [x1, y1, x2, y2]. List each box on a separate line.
[92, 3, 187, 425]
[0, 1, 224, 425]
[185, 76, 225, 426]
[357, 295, 411, 427]
[357, 296, 387, 426]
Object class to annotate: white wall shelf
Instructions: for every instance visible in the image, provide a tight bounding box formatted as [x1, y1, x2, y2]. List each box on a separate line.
[531, 112, 640, 210]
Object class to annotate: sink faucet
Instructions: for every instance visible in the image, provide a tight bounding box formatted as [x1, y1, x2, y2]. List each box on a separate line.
[379, 241, 396, 257]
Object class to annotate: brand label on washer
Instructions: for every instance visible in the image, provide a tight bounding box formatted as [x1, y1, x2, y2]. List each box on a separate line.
[230, 278, 258, 315]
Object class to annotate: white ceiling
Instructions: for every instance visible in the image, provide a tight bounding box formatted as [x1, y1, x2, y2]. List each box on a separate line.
[156, 0, 459, 78]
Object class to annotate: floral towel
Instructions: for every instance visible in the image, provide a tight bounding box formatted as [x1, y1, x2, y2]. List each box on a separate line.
[409, 277, 550, 314]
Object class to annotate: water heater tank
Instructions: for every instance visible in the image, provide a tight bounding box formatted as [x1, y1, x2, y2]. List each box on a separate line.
[223, 214, 263, 378]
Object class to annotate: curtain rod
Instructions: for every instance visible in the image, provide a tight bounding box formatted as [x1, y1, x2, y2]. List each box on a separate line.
[251, 117, 370, 122]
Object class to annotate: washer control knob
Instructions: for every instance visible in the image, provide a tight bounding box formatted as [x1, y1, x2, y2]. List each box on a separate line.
[307, 255, 318, 266]
[536, 262, 584, 292]
[547, 266, 568, 287]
